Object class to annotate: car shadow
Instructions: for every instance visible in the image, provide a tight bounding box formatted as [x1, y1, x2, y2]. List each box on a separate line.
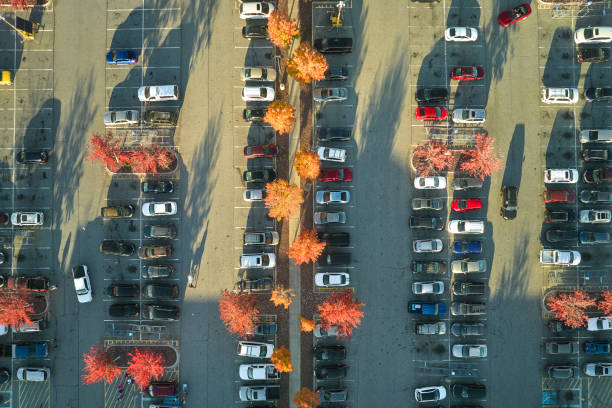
[501, 124, 525, 188]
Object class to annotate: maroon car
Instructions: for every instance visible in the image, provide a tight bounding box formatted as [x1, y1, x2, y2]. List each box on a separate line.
[583, 168, 612, 184]
[147, 381, 177, 397]
[243, 144, 278, 158]
[318, 168, 353, 182]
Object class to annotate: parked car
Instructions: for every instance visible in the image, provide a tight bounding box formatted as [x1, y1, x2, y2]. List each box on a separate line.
[240, 67, 276, 82]
[412, 261, 446, 274]
[144, 284, 179, 299]
[580, 190, 612, 203]
[142, 264, 174, 279]
[11, 211, 43, 226]
[545, 169, 579, 183]
[147, 382, 178, 397]
[7, 276, 50, 291]
[146, 305, 179, 321]
[544, 210, 573, 223]
[243, 169, 277, 182]
[448, 220, 484, 234]
[578, 47, 610, 62]
[452, 240, 482, 254]
[237, 341, 274, 358]
[316, 190, 350, 204]
[106, 50, 137, 65]
[313, 36, 353, 54]
[452, 344, 487, 358]
[138, 245, 172, 259]
[241, 86, 275, 102]
[314, 345, 346, 360]
[412, 281, 444, 294]
[413, 239, 443, 253]
[452, 282, 486, 295]
[108, 284, 139, 298]
[451, 322, 485, 336]
[243, 144, 277, 158]
[414, 106, 447, 121]
[408, 302, 447, 316]
[141, 181, 173, 193]
[313, 324, 340, 338]
[314, 211, 346, 224]
[548, 365, 577, 379]
[585, 341, 611, 354]
[317, 146, 346, 162]
[104, 110, 139, 126]
[137, 85, 179, 102]
[450, 65, 484, 81]
[580, 129, 612, 143]
[409, 216, 444, 230]
[109, 303, 139, 318]
[315, 272, 350, 287]
[144, 110, 177, 125]
[72, 265, 92, 303]
[143, 224, 177, 239]
[415, 88, 449, 103]
[497, 3, 531, 26]
[452, 383, 486, 399]
[242, 108, 266, 122]
[239, 364, 280, 380]
[101, 205, 134, 218]
[451, 302, 486, 316]
[583, 168, 612, 183]
[544, 189, 575, 203]
[587, 317, 612, 331]
[415, 322, 447, 335]
[546, 229, 578, 243]
[548, 319, 574, 333]
[452, 198, 482, 212]
[239, 2, 274, 19]
[541, 87, 579, 104]
[17, 367, 50, 382]
[246, 321, 278, 336]
[317, 127, 351, 142]
[452, 108, 486, 124]
[142, 202, 177, 216]
[411, 198, 444, 210]
[584, 87, 612, 102]
[314, 365, 347, 380]
[324, 65, 349, 80]
[313, 87, 348, 102]
[582, 149, 608, 161]
[580, 231, 611, 244]
[236, 278, 274, 292]
[318, 388, 348, 403]
[319, 253, 351, 266]
[415, 385, 446, 402]
[318, 168, 352, 182]
[316, 232, 350, 247]
[546, 341, 578, 354]
[453, 178, 483, 190]
[445, 27, 478, 41]
[451, 259, 487, 274]
[16, 150, 48, 164]
[414, 176, 446, 189]
[579, 209, 611, 223]
[243, 188, 265, 202]
[240, 253, 276, 268]
[100, 240, 136, 256]
[243, 231, 279, 246]
[583, 363, 612, 377]
[242, 23, 268, 39]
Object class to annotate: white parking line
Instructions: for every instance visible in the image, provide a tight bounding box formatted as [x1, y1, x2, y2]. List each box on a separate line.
[107, 27, 181, 31]
[107, 7, 180, 11]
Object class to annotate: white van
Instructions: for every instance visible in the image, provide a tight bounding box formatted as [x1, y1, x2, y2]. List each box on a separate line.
[17, 367, 50, 382]
[541, 88, 579, 104]
[138, 85, 179, 102]
[580, 129, 612, 143]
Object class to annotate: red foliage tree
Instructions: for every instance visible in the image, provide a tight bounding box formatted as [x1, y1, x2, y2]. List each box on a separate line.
[598, 290, 612, 315]
[219, 290, 259, 339]
[0, 291, 34, 329]
[81, 346, 122, 385]
[85, 133, 121, 172]
[293, 149, 320, 180]
[287, 229, 326, 265]
[287, 42, 328, 83]
[412, 140, 455, 176]
[293, 387, 321, 408]
[264, 101, 296, 134]
[318, 289, 364, 338]
[267, 11, 299, 49]
[270, 345, 293, 373]
[126, 348, 166, 389]
[148, 144, 175, 170]
[265, 179, 303, 221]
[460, 133, 503, 180]
[546, 289, 596, 328]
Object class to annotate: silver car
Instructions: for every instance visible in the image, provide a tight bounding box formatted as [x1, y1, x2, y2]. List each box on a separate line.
[313, 87, 348, 102]
[451, 259, 487, 274]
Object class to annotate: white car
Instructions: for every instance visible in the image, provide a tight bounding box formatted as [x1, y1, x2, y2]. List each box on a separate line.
[11, 211, 43, 226]
[544, 169, 579, 183]
[237, 341, 274, 358]
[541, 87, 579, 104]
[313, 87, 348, 102]
[244, 189, 265, 202]
[238, 364, 280, 380]
[412, 281, 444, 294]
[587, 317, 612, 331]
[583, 363, 612, 377]
[445, 27, 478, 42]
[452, 344, 487, 358]
[316, 190, 350, 204]
[240, 253, 276, 268]
[575, 26, 612, 44]
[242, 86, 275, 102]
[317, 146, 346, 162]
[315, 272, 350, 287]
[452, 109, 486, 124]
[239, 1, 275, 19]
[142, 201, 177, 216]
[413, 239, 443, 253]
[17, 367, 50, 382]
[448, 220, 484, 234]
[579, 209, 611, 224]
[240, 67, 277, 82]
[313, 323, 340, 338]
[314, 211, 346, 224]
[103, 110, 139, 126]
[414, 176, 446, 189]
[72, 265, 92, 303]
[451, 259, 487, 274]
[137, 85, 179, 102]
[415, 385, 447, 402]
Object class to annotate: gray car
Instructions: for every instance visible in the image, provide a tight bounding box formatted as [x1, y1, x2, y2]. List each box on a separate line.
[409, 216, 444, 230]
[546, 341, 578, 355]
[453, 178, 483, 190]
[411, 198, 444, 211]
[579, 231, 611, 244]
[451, 322, 485, 336]
[548, 365, 577, 378]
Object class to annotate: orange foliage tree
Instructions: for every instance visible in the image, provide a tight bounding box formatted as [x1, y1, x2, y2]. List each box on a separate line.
[267, 11, 299, 48]
[460, 133, 503, 180]
[270, 345, 293, 373]
[412, 140, 455, 176]
[546, 289, 596, 329]
[219, 290, 259, 339]
[299, 316, 316, 332]
[126, 348, 166, 389]
[287, 42, 328, 83]
[270, 285, 295, 309]
[293, 387, 321, 408]
[293, 149, 320, 180]
[318, 289, 364, 338]
[598, 290, 612, 315]
[287, 229, 326, 265]
[264, 101, 296, 134]
[265, 179, 303, 221]
[0, 291, 34, 329]
[81, 346, 122, 385]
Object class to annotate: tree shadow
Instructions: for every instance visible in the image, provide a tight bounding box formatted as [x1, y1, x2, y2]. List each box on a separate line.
[541, 27, 580, 88]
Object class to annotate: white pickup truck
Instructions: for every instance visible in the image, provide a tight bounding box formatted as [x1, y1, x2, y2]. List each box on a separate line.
[239, 364, 280, 380]
[539, 249, 581, 265]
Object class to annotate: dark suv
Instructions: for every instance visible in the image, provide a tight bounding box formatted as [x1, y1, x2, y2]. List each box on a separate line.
[317, 127, 351, 142]
[409, 216, 444, 230]
[415, 88, 449, 103]
[314, 37, 353, 54]
[452, 383, 486, 399]
[16, 150, 48, 164]
[143, 224, 177, 239]
[500, 186, 518, 220]
[100, 240, 136, 256]
[316, 232, 350, 247]
[243, 108, 266, 122]
[242, 23, 268, 39]
[578, 47, 610, 62]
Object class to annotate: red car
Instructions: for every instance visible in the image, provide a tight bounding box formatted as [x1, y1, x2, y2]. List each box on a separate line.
[497, 3, 532, 27]
[414, 106, 447, 121]
[318, 168, 353, 182]
[451, 198, 482, 212]
[450, 66, 484, 81]
[544, 189, 575, 204]
[243, 144, 278, 158]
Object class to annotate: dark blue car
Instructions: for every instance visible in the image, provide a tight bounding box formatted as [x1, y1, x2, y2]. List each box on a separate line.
[106, 50, 138, 65]
[585, 341, 610, 354]
[452, 240, 482, 254]
[408, 301, 446, 316]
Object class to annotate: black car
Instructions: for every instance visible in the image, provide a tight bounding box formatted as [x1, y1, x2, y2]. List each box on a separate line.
[142, 264, 174, 279]
[146, 305, 179, 321]
[452, 383, 486, 399]
[544, 210, 573, 223]
[409, 216, 444, 230]
[415, 88, 449, 103]
[243, 108, 266, 122]
[451, 322, 486, 336]
[109, 303, 139, 318]
[313, 37, 352, 54]
[316, 232, 350, 247]
[314, 365, 347, 380]
[0, 369, 9, 384]
[582, 149, 608, 162]
[578, 47, 610, 63]
[236, 277, 274, 292]
[144, 110, 177, 125]
[325, 65, 349, 81]
[242, 23, 268, 39]
[144, 284, 179, 299]
[143, 224, 177, 239]
[500, 186, 518, 220]
[317, 127, 351, 142]
[314, 345, 346, 361]
[583, 168, 612, 183]
[16, 150, 48, 164]
[545, 229, 578, 243]
[100, 240, 136, 256]
[452, 282, 486, 295]
[108, 284, 139, 298]
[584, 87, 612, 102]
[141, 181, 173, 193]
[412, 260, 446, 274]
[243, 169, 277, 183]
[247, 321, 278, 335]
[319, 253, 351, 266]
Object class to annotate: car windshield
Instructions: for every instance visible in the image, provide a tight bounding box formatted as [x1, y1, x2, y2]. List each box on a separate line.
[449, 28, 455, 36]
[260, 88, 267, 97]
[465, 28, 471, 36]
[435, 107, 441, 116]
[471, 67, 478, 76]
[457, 221, 465, 231]
[76, 282, 89, 295]
[461, 262, 468, 272]
[584, 28, 594, 39]
[260, 3, 269, 13]
[126, 111, 133, 120]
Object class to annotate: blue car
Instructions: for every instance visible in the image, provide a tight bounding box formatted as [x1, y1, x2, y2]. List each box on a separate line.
[408, 301, 447, 316]
[452, 240, 482, 254]
[585, 341, 610, 354]
[106, 50, 138, 65]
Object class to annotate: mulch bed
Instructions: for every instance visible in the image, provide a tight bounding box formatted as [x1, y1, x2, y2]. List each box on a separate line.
[106, 345, 177, 369]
